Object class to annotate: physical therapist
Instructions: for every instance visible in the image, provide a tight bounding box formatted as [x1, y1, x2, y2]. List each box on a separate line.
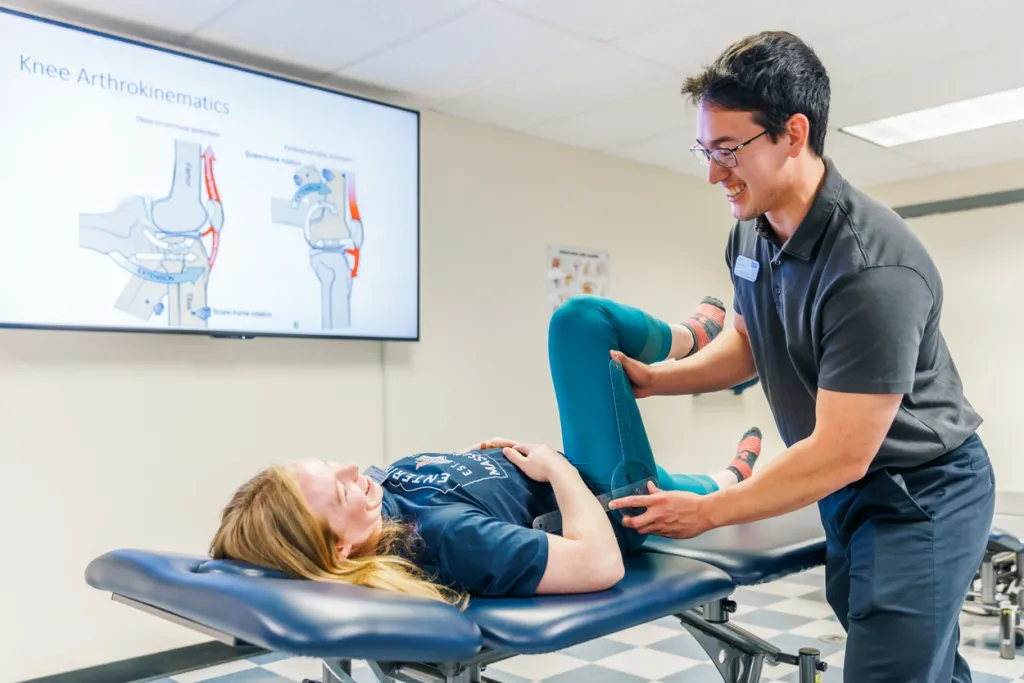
[609, 30, 995, 683]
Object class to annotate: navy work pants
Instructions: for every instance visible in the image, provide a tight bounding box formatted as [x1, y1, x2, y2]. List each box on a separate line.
[819, 433, 995, 682]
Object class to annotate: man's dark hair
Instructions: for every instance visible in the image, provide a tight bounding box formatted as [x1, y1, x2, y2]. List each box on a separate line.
[681, 31, 830, 157]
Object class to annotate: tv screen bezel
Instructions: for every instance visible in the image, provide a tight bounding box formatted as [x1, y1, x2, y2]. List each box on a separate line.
[0, 6, 421, 343]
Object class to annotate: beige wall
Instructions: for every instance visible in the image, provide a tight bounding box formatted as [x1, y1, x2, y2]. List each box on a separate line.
[0, 109, 778, 682]
[866, 161, 1024, 496]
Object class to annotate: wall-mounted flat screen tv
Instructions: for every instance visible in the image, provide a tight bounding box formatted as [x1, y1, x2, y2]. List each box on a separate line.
[0, 8, 420, 340]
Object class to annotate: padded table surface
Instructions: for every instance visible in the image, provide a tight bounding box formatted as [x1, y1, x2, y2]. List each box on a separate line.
[642, 505, 826, 586]
[466, 553, 734, 653]
[85, 549, 483, 662]
[990, 518, 1024, 553]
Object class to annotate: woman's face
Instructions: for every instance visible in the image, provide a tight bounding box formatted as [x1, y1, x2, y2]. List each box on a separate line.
[289, 459, 384, 558]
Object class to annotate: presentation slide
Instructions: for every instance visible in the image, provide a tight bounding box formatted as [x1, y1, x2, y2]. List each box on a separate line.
[0, 9, 420, 340]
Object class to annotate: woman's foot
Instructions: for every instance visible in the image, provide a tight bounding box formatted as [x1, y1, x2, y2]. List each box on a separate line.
[683, 296, 726, 353]
[671, 296, 726, 358]
[728, 427, 762, 482]
[708, 427, 762, 491]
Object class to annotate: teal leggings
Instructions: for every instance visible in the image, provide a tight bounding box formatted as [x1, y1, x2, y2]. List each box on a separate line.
[548, 296, 718, 551]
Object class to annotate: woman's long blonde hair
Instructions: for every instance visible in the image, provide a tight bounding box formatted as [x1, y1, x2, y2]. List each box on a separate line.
[209, 465, 465, 607]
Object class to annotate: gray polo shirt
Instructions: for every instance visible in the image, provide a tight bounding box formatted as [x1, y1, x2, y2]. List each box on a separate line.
[725, 157, 982, 472]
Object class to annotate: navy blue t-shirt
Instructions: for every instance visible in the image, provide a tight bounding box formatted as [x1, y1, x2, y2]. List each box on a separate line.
[378, 448, 558, 597]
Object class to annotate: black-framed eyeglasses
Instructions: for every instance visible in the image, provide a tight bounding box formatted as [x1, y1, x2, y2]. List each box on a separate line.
[690, 130, 769, 168]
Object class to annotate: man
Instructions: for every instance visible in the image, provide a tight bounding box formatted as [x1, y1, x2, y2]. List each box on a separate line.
[608, 31, 995, 683]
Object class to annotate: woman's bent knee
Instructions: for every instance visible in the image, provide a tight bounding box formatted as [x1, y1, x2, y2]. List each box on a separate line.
[549, 295, 611, 338]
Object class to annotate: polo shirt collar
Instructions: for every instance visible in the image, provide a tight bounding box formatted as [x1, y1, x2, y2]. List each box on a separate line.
[755, 156, 844, 261]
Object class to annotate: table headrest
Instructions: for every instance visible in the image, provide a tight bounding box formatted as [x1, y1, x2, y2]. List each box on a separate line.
[85, 548, 483, 661]
[195, 559, 290, 580]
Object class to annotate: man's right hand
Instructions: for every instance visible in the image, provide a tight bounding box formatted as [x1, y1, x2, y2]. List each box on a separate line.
[610, 350, 659, 398]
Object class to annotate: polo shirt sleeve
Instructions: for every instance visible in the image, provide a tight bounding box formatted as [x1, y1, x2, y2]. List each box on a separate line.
[818, 265, 934, 394]
[724, 222, 743, 314]
[433, 509, 550, 598]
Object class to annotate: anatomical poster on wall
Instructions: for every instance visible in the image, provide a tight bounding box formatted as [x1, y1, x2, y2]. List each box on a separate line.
[547, 245, 611, 313]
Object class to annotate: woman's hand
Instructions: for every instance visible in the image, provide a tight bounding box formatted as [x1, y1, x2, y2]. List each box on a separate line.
[502, 443, 572, 483]
[463, 436, 519, 452]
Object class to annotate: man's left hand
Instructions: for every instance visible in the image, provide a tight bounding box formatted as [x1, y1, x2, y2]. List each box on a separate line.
[609, 481, 713, 539]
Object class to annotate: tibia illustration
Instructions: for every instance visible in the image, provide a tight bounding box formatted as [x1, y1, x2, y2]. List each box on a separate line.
[270, 165, 364, 330]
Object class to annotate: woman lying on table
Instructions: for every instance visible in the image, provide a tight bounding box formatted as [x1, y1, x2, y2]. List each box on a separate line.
[210, 295, 761, 604]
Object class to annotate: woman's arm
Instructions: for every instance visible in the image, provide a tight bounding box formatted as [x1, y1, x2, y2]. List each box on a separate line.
[502, 445, 624, 594]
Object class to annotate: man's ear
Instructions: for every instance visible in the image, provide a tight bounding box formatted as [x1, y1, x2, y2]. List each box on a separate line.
[785, 113, 811, 158]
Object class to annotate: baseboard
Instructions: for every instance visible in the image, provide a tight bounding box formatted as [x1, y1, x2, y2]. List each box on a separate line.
[19, 641, 266, 683]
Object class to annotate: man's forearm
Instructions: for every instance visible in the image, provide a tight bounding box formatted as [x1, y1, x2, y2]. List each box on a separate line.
[653, 327, 757, 396]
[702, 434, 863, 528]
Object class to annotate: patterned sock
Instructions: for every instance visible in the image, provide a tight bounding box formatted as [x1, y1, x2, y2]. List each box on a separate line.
[680, 296, 726, 357]
[727, 427, 761, 482]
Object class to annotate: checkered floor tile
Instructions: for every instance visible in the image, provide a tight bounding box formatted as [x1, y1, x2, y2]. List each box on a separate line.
[148, 566, 1024, 683]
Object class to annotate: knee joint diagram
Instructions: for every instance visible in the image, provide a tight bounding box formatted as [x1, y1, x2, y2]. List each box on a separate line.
[270, 165, 364, 330]
[78, 139, 224, 328]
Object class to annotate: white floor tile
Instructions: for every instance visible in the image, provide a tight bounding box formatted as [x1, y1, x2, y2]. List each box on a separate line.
[789, 618, 848, 641]
[261, 656, 324, 681]
[823, 647, 846, 670]
[961, 646, 1024, 679]
[761, 663, 795, 680]
[603, 623, 679, 646]
[764, 597, 838, 620]
[595, 647, 702, 679]
[744, 581, 820, 598]
[731, 602, 763, 618]
[728, 621, 782, 641]
[487, 652, 587, 680]
[171, 660, 257, 682]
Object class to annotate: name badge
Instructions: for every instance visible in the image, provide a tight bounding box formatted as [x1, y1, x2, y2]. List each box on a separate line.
[734, 255, 760, 282]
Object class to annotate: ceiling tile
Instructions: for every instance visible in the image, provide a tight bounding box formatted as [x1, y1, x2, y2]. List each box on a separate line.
[76, 0, 240, 30]
[7, 0, 240, 39]
[524, 85, 693, 151]
[890, 119, 1024, 172]
[830, 44, 1024, 130]
[186, 0, 481, 74]
[612, 0, 945, 74]
[317, 73, 428, 111]
[14, 0, 1024, 190]
[496, 0, 703, 41]
[815, 0, 1024, 85]
[337, 2, 591, 103]
[826, 132, 943, 187]
[605, 124, 697, 171]
[432, 43, 681, 131]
